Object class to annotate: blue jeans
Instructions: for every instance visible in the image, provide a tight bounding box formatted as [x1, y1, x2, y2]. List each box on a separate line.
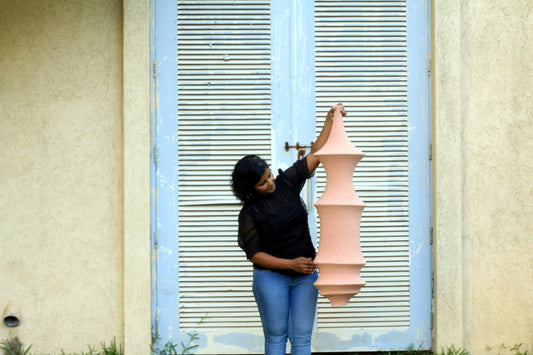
[253, 268, 319, 355]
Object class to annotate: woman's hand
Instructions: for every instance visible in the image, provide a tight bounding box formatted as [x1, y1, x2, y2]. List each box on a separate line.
[291, 257, 317, 274]
[326, 103, 347, 121]
[250, 252, 317, 274]
[306, 103, 348, 174]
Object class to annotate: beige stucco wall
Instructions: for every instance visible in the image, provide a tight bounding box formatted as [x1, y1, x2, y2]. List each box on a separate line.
[433, 0, 533, 353]
[0, 0, 151, 353]
[123, 0, 151, 353]
[2, 0, 532, 354]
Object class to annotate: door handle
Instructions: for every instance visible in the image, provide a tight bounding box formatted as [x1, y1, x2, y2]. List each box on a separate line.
[284, 141, 312, 160]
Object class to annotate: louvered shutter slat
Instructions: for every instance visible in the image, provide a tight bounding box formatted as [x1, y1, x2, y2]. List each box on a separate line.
[177, 0, 415, 344]
[314, 0, 409, 329]
[177, 1, 270, 332]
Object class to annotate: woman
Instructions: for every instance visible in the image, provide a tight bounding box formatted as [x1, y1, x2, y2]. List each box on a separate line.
[231, 104, 346, 355]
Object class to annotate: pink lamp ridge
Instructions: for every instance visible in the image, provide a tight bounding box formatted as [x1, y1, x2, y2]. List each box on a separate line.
[313, 109, 366, 306]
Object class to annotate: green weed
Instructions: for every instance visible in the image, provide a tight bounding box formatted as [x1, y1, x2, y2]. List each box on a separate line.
[435, 344, 470, 355]
[151, 314, 209, 355]
[1, 314, 209, 355]
[385, 342, 429, 354]
[486, 343, 530, 355]
[0, 337, 32, 355]
[2, 335, 530, 355]
[0, 338, 121, 355]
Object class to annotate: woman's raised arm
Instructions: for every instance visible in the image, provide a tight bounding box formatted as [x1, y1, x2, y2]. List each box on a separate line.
[305, 103, 347, 175]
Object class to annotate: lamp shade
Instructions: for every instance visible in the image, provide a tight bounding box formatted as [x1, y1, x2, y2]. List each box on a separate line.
[313, 110, 366, 306]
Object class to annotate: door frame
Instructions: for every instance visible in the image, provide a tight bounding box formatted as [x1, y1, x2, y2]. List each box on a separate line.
[405, 0, 433, 348]
[150, 0, 433, 351]
[150, 0, 180, 344]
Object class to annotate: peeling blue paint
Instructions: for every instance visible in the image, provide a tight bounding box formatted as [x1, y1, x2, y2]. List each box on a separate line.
[213, 333, 264, 353]
[151, 0, 180, 345]
[315, 332, 373, 351]
[374, 329, 413, 349]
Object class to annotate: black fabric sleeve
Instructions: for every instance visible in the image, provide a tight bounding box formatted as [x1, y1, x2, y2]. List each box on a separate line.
[237, 207, 263, 259]
[278, 158, 310, 193]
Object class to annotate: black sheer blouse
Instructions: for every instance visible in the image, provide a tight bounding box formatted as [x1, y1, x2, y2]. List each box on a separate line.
[237, 159, 316, 274]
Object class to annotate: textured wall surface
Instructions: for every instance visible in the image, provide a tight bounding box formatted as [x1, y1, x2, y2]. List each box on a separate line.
[0, 1, 124, 352]
[2, 0, 532, 353]
[123, 0, 152, 353]
[434, 0, 533, 353]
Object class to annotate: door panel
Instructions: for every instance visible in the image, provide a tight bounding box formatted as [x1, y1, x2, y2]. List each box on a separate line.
[314, 0, 410, 330]
[152, 0, 431, 353]
[176, 0, 271, 340]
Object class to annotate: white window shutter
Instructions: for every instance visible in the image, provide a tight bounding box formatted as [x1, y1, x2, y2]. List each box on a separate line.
[314, 0, 410, 328]
[174, 0, 426, 351]
[177, 1, 271, 332]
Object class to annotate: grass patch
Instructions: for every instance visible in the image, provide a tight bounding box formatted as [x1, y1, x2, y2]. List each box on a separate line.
[485, 343, 530, 355]
[0, 338, 121, 355]
[1, 337, 530, 355]
[151, 314, 208, 355]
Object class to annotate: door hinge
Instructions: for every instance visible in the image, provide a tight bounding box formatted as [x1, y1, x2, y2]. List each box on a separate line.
[429, 143, 433, 161]
[152, 60, 158, 80]
[153, 145, 158, 165]
[431, 295, 434, 329]
[429, 226, 434, 245]
[427, 56, 431, 77]
[431, 274, 435, 330]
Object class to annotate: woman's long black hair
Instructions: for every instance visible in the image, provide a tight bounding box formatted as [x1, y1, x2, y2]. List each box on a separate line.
[231, 155, 269, 203]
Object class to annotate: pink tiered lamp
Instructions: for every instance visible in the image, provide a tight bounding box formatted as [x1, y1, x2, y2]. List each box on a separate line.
[313, 108, 366, 306]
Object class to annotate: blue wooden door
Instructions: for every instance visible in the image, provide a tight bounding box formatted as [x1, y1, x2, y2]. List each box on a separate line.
[151, 1, 431, 353]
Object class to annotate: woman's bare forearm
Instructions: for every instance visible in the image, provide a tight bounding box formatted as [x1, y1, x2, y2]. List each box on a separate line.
[306, 103, 346, 174]
[250, 252, 316, 274]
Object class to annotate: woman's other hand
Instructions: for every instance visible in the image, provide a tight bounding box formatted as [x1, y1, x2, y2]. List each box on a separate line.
[291, 257, 317, 274]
